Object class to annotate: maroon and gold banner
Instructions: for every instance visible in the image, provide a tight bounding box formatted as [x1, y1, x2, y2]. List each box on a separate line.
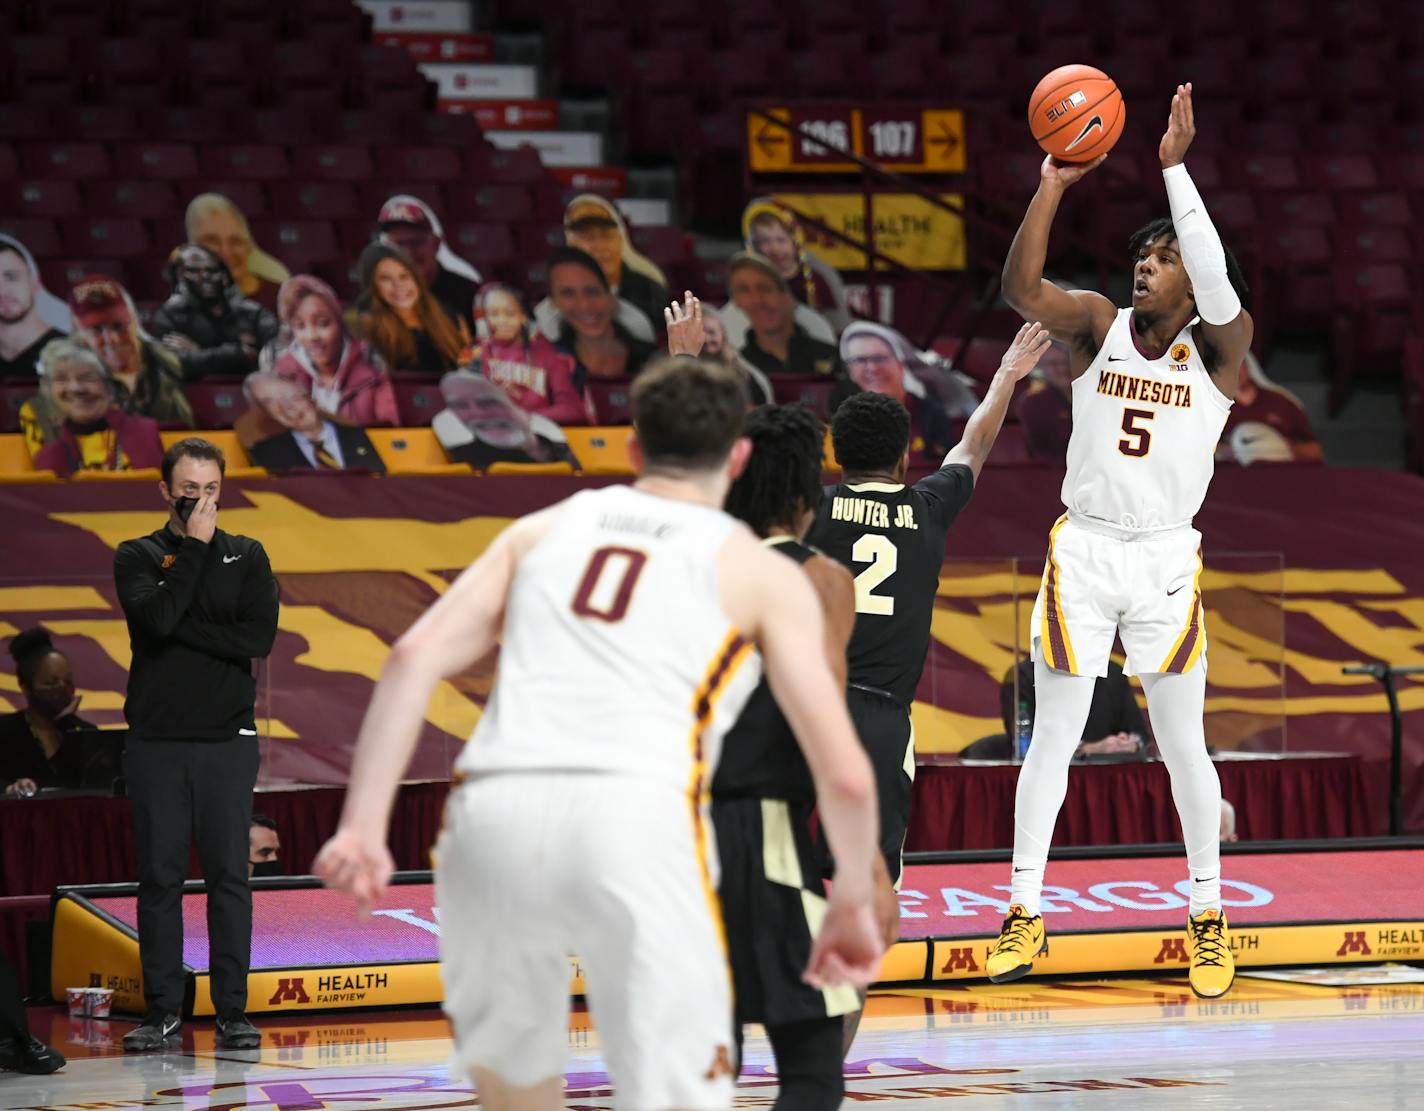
[4, 466, 1423, 829]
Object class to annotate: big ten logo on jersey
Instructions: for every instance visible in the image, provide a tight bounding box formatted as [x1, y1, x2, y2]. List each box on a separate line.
[1170, 342, 1192, 373]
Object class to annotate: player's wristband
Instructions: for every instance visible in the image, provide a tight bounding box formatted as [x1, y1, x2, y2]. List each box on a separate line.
[1162, 163, 1241, 326]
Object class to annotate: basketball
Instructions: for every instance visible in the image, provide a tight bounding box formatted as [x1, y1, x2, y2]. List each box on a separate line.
[1028, 64, 1125, 162]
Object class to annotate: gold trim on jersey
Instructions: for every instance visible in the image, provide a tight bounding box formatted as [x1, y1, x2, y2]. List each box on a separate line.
[1040, 515, 1079, 674]
[845, 481, 905, 493]
[688, 628, 755, 966]
[1159, 548, 1206, 674]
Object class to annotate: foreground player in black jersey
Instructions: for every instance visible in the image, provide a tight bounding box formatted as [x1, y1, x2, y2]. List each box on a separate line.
[715, 404, 898, 1111]
[807, 321, 1051, 887]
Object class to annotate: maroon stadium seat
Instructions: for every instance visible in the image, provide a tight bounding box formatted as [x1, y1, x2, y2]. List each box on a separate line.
[0, 105, 54, 140]
[447, 223, 517, 270]
[394, 378, 445, 426]
[114, 142, 202, 180]
[1336, 192, 1414, 226]
[20, 142, 112, 180]
[627, 226, 692, 268]
[375, 146, 464, 182]
[584, 378, 634, 424]
[85, 180, 179, 220]
[1302, 155, 1381, 193]
[467, 185, 536, 224]
[248, 219, 340, 266]
[769, 376, 836, 418]
[1231, 154, 1303, 192]
[0, 218, 61, 258]
[61, 218, 150, 258]
[183, 380, 249, 427]
[1333, 224, 1414, 266]
[464, 146, 548, 186]
[200, 144, 292, 181]
[268, 181, 361, 222]
[291, 145, 376, 181]
[3, 180, 82, 219]
[39, 258, 130, 296]
[0, 383, 35, 435]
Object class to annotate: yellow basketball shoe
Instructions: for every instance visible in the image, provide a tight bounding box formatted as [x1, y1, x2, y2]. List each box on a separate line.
[986, 904, 1048, 983]
[1187, 908, 1235, 998]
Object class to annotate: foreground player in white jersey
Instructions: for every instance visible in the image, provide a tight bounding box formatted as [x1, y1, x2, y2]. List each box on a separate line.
[988, 84, 1253, 999]
[314, 344, 885, 1111]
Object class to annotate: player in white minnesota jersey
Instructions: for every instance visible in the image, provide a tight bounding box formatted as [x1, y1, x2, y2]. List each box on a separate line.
[990, 84, 1254, 999]
[313, 341, 885, 1111]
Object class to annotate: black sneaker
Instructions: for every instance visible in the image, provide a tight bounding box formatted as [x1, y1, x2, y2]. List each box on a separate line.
[215, 1012, 260, 1049]
[0, 1035, 66, 1074]
[123, 1013, 181, 1052]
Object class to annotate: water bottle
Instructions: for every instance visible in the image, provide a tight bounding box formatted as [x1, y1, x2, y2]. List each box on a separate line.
[1015, 698, 1033, 762]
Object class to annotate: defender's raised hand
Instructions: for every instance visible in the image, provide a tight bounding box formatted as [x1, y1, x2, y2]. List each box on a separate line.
[1159, 82, 1196, 168]
[999, 321, 1053, 382]
[665, 290, 704, 357]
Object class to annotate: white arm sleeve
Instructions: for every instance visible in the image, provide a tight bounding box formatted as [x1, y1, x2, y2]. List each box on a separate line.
[1162, 163, 1242, 325]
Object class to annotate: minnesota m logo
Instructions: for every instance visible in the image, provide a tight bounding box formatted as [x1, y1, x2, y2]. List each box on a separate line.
[268, 977, 311, 1005]
[1336, 931, 1372, 957]
[939, 947, 980, 974]
[1154, 938, 1189, 964]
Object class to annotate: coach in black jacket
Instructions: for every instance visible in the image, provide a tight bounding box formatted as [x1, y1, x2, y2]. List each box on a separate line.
[113, 437, 279, 1052]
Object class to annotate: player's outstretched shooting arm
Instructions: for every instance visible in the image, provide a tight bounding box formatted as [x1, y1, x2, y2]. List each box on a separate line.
[1001, 155, 1115, 372]
[943, 321, 1053, 481]
[314, 508, 557, 910]
[1158, 82, 1253, 397]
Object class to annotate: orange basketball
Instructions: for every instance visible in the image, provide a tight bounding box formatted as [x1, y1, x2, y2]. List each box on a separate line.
[1028, 64, 1125, 163]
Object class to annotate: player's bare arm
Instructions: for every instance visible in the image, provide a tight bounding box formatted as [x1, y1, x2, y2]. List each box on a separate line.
[945, 322, 1053, 481]
[314, 506, 562, 910]
[1002, 156, 1116, 374]
[1159, 83, 1254, 399]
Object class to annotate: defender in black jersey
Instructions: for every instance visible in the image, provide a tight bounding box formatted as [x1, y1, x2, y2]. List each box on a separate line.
[806, 323, 1054, 884]
[714, 404, 879, 1111]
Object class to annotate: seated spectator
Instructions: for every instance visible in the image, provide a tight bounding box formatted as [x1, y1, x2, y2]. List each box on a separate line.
[433, 371, 579, 471]
[466, 283, 591, 425]
[835, 321, 977, 458]
[249, 813, 282, 878]
[700, 304, 771, 406]
[1217, 354, 1323, 465]
[544, 247, 656, 383]
[148, 245, 279, 380]
[241, 372, 385, 474]
[1, 627, 98, 798]
[559, 194, 668, 337]
[0, 234, 70, 379]
[352, 242, 465, 375]
[186, 193, 291, 313]
[375, 195, 481, 333]
[29, 340, 164, 477]
[265, 275, 397, 426]
[998, 658, 1145, 758]
[742, 196, 850, 333]
[726, 252, 841, 379]
[63, 275, 192, 432]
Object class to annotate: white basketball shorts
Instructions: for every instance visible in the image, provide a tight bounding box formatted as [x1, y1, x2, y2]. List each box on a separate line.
[434, 771, 735, 1111]
[1030, 513, 1207, 678]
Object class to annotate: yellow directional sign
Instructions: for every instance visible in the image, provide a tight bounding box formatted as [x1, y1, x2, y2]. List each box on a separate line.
[747, 106, 965, 174]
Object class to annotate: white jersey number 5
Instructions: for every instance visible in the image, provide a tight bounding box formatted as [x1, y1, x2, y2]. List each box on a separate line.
[852, 534, 897, 615]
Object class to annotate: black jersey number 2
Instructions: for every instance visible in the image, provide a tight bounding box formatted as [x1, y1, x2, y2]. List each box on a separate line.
[851, 534, 898, 615]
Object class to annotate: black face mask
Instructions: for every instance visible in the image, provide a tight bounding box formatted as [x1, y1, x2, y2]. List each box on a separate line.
[251, 860, 284, 879]
[172, 496, 199, 523]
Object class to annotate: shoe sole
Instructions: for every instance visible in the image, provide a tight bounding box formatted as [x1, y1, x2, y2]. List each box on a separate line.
[987, 939, 1049, 984]
[1189, 969, 1237, 999]
[218, 1037, 261, 1049]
